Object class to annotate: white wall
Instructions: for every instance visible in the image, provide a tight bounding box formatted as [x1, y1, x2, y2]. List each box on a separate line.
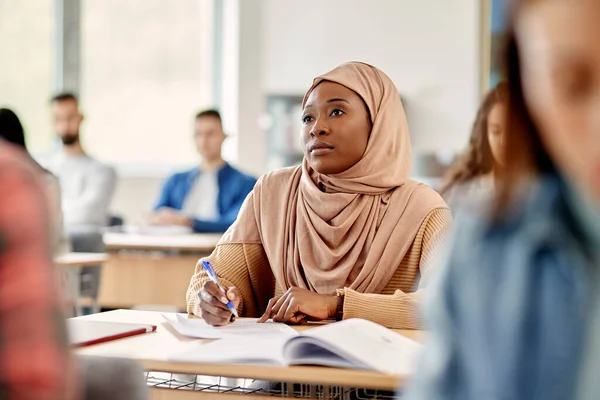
[219, 0, 266, 177]
[111, 176, 162, 224]
[262, 0, 482, 154]
[111, 0, 483, 223]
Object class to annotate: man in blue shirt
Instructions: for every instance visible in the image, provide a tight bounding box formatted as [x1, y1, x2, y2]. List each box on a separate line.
[148, 110, 256, 233]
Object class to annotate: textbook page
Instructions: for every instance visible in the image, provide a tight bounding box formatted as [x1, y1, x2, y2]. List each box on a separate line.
[285, 318, 423, 375]
[162, 313, 297, 339]
[170, 335, 290, 365]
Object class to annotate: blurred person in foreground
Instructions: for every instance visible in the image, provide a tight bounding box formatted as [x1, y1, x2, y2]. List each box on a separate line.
[148, 109, 256, 233]
[406, 0, 600, 399]
[0, 131, 148, 400]
[439, 82, 508, 209]
[0, 140, 76, 399]
[0, 108, 69, 255]
[42, 93, 116, 230]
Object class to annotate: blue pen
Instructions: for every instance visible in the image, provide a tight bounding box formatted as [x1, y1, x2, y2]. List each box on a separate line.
[201, 260, 239, 318]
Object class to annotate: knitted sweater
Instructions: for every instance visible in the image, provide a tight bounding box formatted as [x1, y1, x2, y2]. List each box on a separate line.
[186, 207, 452, 329]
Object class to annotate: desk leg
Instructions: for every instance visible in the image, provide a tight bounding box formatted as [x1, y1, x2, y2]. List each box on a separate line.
[63, 267, 82, 316]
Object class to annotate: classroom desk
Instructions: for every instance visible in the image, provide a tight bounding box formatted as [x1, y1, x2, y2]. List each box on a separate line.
[99, 233, 222, 310]
[103, 233, 223, 252]
[55, 252, 109, 267]
[75, 310, 423, 399]
[55, 252, 108, 316]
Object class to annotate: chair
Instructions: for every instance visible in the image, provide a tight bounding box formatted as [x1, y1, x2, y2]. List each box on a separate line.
[69, 230, 104, 314]
[78, 356, 148, 400]
[108, 214, 125, 227]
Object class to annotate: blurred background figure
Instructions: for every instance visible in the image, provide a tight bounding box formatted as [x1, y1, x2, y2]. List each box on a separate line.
[42, 93, 116, 311]
[0, 141, 77, 400]
[148, 109, 256, 233]
[43, 93, 117, 230]
[0, 108, 27, 148]
[407, 0, 600, 399]
[439, 82, 508, 209]
[0, 107, 70, 255]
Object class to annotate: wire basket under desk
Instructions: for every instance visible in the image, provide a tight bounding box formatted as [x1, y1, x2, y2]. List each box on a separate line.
[145, 371, 400, 399]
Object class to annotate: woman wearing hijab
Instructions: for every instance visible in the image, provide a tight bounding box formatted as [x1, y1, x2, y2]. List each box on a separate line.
[186, 62, 451, 329]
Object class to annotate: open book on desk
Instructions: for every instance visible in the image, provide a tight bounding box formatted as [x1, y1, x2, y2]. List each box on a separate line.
[163, 313, 297, 339]
[170, 318, 422, 375]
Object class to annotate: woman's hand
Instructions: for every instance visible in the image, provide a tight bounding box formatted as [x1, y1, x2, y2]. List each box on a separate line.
[258, 287, 337, 324]
[198, 281, 241, 326]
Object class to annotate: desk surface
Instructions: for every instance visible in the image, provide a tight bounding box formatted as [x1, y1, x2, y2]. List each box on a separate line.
[54, 252, 108, 267]
[75, 310, 423, 390]
[103, 233, 222, 252]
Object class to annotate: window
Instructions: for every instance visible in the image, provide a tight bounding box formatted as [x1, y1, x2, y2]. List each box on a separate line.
[80, 0, 215, 170]
[0, 0, 56, 154]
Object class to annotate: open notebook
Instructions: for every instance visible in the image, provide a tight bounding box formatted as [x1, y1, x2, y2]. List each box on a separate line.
[170, 318, 422, 375]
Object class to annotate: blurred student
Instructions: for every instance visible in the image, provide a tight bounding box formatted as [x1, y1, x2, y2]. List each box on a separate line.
[0, 142, 148, 399]
[148, 110, 256, 233]
[0, 141, 76, 399]
[0, 108, 69, 255]
[439, 82, 508, 208]
[42, 93, 116, 230]
[407, 1, 600, 399]
[188, 62, 451, 329]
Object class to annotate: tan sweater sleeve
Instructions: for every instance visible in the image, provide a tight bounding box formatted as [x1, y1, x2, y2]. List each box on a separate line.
[341, 207, 453, 329]
[186, 243, 275, 318]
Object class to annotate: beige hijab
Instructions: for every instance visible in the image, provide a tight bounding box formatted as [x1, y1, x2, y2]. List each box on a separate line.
[222, 62, 447, 295]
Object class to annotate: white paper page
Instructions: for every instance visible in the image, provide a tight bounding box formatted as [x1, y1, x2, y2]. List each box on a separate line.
[170, 336, 289, 365]
[288, 319, 423, 375]
[162, 313, 297, 339]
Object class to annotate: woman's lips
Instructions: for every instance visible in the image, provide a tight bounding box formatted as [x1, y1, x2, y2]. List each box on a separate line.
[310, 147, 334, 156]
[308, 141, 334, 156]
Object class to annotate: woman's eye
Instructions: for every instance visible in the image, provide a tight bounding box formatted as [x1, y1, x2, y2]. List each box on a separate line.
[302, 115, 313, 124]
[330, 109, 344, 117]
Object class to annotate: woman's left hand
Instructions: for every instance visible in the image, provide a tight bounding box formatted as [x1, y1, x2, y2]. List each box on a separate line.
[258, 287, 337, 324]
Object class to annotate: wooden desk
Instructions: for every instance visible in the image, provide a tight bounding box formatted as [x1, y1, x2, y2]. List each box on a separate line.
[55, 252, 109, 267]
[55, 252, 108, 316]
[103, 233, 222, 252]
[99, 234, 222, 310]
[75, 310, 423, 399]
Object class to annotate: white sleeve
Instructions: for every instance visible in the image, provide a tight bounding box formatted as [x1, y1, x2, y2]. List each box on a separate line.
[62, 165, 117, 226]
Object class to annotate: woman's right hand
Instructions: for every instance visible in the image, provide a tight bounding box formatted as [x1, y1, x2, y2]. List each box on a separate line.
[198, 281, 241, 326]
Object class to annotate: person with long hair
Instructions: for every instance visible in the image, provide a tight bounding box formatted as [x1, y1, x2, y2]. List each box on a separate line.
[187, 62, 451, 329]
[0, 107, 69, 255]
[439, 82, 508, 207]
[0, 108, 27, 148]
[407, 0, 600, 399]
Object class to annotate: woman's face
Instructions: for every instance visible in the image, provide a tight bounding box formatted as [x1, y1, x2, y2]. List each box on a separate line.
[301, 81, 372, 175]
[518, 0, 600, 203]
[487, 102, 507, 167]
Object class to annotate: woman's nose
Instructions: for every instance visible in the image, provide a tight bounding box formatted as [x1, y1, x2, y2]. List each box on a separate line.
[309, 118, 330, 137]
